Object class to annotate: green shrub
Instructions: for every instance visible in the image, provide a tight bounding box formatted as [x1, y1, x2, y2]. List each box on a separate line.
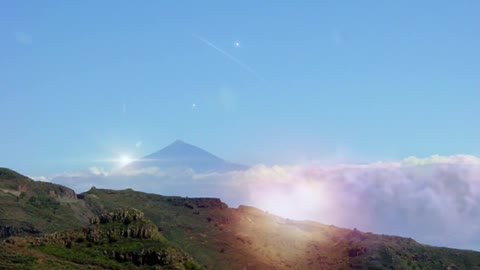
[124, 215, 134, 225]
[183, 261, 204, 270]
[109, 234, 119, 243]
[75, 236, 85, 243]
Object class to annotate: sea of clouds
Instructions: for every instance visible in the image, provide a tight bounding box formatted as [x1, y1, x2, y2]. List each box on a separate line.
[47, 154, 480, 250]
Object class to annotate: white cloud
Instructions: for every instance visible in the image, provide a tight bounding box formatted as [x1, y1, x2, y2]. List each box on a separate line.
[135, 141, 143, 148]
[30, 176, 50, 182]
[112, 166, 168, 177]
[89, 167, 109, 176]
[49, 154, 480, 250]
[14, 32, 32, 45]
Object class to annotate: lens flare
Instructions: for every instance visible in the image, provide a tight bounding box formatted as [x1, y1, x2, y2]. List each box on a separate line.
[252, 181, 328, 220]
[118, 155, 133, 166]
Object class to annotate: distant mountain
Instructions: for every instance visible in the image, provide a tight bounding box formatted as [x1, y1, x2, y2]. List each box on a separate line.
[126, 140, 248, 173]
[2, 168, 480, 269]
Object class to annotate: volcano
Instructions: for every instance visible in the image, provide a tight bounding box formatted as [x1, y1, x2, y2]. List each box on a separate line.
[125, 140, 248, 173]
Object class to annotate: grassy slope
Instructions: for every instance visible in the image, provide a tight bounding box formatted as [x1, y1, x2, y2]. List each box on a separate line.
[81, 188, 480, 270]
[0, 208, 203, 270]
[0, 168, 94, 235]
[2, 168, 480, 269]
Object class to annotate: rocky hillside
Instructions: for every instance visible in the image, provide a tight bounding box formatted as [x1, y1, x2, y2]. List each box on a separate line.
[80, 188, 480, 270]
[0, 208, 203, 269]
[0, 168, 94, 238]
[1, 168, 480, 269]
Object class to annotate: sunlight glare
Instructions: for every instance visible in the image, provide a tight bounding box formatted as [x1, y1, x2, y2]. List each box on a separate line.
[255, 182, 327, 220]
[118, 155, 133, 167]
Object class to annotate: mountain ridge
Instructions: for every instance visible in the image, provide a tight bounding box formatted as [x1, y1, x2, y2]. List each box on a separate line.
[1, 167, 479, 269]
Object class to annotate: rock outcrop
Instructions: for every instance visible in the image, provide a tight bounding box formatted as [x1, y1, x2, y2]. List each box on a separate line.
[0, 223, 40, 238]
[86, 208, 161, 242]
[104, 248, 193, 267]
[2, 208, 202, 269]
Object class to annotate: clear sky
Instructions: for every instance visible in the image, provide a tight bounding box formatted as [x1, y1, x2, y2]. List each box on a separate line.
[1, 1, 479, 175]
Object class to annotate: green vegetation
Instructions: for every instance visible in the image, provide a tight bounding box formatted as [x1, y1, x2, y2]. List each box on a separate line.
[0, 168, 95, 238]
[0, 207, 203, 269]
[2, 168, 480, 269]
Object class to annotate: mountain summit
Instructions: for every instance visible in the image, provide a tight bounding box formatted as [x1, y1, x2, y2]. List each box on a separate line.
[127, 140, 248, 173]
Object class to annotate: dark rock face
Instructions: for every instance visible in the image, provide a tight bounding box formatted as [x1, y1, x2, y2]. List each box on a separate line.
[90, 208, 146, 225]
[0, 224, 40, 238]
[105, 249, 192, 266]
[86, 209, 198, 268]
[47, 186, 77, 200]
[188, 198, 227, 209]
[348, 246, 367, 257]
[86, 208, 161, 243]
[166, 197, 227, 209]
[346, 228, 367, 241]
[86, 224, 160, 242]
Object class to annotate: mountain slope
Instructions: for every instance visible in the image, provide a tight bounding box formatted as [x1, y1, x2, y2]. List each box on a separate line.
[0, 208, 203, 269]
[78, 188, 480, 270]
[125, 140, 248, 173]
[1, 168, 480, 269]
[0, 168, 95, 238]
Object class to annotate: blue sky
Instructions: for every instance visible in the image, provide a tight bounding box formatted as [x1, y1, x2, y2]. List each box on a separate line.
[1, 1, 479, 175]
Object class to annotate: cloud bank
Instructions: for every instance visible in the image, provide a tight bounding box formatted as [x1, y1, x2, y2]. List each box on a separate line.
[49, 154, 480, 250]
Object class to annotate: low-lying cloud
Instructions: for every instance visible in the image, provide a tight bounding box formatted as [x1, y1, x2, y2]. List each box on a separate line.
[48, 154, 480, 250]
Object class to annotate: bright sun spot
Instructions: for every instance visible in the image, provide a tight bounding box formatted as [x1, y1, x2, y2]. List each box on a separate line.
[254, 182, 328, 220]
[118, 155, 133, 166]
